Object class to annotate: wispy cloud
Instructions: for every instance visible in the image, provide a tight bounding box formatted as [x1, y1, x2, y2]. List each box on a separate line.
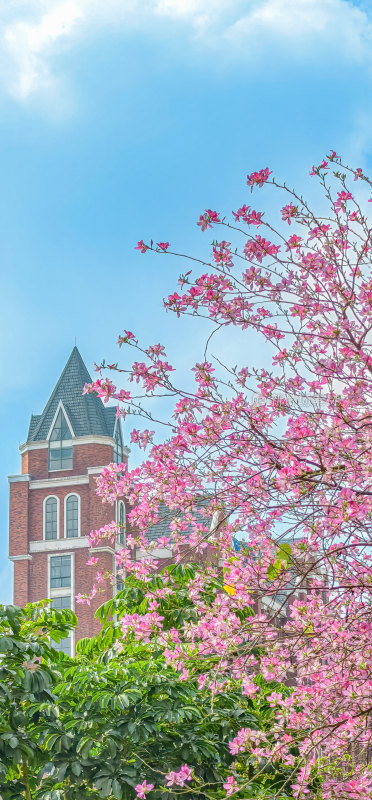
[0, 0, 371, 103]
[4, 2, 83, 99]
[225, 0, 372, 61]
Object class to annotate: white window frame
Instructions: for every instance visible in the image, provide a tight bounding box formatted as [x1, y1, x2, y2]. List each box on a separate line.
[113, 418, 124, 464]
[116, 500, 126, 545]
[47, 400, 75, 472]
[43, 495, 60, 541]
[46, 400, 75, 441]
[64, 493, 81, 539]
[48, 552, 75, 655]
[48, 552, 74, 598]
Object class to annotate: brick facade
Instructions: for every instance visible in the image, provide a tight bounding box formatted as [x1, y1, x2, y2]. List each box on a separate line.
[8, 347, 129, 653]
[9, 439, 127, 649]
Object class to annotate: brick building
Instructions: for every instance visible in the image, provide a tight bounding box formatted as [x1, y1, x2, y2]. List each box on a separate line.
[8, 346, 129, 654]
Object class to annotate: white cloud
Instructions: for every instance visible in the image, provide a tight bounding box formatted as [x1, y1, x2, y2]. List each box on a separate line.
[4, 2, 83, 98]
[225, 0, 372, 61]
[0, 0, 371, 102]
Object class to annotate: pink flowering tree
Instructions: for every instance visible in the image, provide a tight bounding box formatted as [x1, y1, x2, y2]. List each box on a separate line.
[85, 153, 372, 799]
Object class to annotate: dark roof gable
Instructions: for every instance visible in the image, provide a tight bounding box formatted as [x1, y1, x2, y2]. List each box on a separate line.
[27, 347, 117, 442]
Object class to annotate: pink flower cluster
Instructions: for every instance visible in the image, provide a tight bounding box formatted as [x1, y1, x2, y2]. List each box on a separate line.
[135, 781, 154, 799]
[247, 167, 272, 191]
[243, 235, 280, 263]
[197, 209, 221, 231]
[165, 764, 193, 787]
[120, 611, 164, 642]
[233, 204, 263, 226]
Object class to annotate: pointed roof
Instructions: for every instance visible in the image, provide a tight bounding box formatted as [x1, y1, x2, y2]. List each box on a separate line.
[27, 347, 117, 442]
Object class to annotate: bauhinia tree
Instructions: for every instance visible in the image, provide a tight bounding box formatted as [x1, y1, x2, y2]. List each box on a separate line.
[84, 152, 372, 799]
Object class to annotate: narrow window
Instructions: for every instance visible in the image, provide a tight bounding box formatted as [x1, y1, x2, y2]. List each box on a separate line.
[116, 559, 125, 592]
[50, 555, 71, 589]
[113, 422, 124, 464]
[50, 596, 72, 655]
[51, 595, 71, 610]
[49, 407, 73, 471]
[117, 501, 126, 545]
[44, 497, 58, 540]
[65, 494, 79, 538]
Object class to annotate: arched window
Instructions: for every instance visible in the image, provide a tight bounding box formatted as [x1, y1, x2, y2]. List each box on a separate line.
[117, 500, 126, 545]
[48, 406, 73, 471]
[113, 421, 124, 464]
[65, 494, 80, 538]
[44, 496, 59, 540]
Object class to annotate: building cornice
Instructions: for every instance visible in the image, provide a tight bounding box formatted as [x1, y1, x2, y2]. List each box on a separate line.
[136, 548, 173, 559]
[87, 466, 107, 475]
[9, 554, 32, 561]
[19, 434, 117, 454]
[29, 474, 90, 490]
[30, 537, 90, 553]
[8, 474, 31, 484]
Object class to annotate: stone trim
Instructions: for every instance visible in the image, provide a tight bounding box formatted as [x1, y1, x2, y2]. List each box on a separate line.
[30, 537, 90, 553]
[30, 475, 89, 490]
[8, 474, 31, 483]
[9, 554, 32, 561]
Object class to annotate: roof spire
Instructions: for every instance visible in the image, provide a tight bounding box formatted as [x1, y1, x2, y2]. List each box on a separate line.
[26, 347, 117, 442]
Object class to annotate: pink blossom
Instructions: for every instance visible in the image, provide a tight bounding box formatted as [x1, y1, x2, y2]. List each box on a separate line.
[197, 209, 221, 231]
[135, 240, 149, 253]
[334, 190, 352, 212]
[86, 556, 99, 566]
[310, 159, 328, 175]
[281, 203, 298, 224]
[157, 242, 170, 251]
[285, 234, 302, 250]
[247, 167, 272, 191]
[223, 776, 239, 796]
[165, 764, 193, 787]
[135, 780, 154, 799]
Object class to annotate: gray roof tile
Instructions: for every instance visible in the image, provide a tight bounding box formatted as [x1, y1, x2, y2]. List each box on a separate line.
[145, 501, 210, 543]
[27, 347, 118, 442]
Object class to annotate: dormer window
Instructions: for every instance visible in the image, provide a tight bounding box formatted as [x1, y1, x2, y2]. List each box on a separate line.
[48, 406, 73, 471]
[113, 421, 124, 464]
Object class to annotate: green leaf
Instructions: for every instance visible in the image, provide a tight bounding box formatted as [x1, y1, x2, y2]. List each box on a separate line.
[112, 778, 122, 799]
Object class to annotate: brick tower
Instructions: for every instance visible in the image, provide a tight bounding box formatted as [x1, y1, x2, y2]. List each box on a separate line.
[8, 346, 128, 654]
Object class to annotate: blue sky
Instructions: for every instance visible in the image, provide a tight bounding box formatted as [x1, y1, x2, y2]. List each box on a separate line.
[2, 0, 372, 601]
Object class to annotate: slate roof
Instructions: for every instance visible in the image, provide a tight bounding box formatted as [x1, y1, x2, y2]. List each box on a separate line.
[26, 347, 118, 442]
[144, 502, 211, 543]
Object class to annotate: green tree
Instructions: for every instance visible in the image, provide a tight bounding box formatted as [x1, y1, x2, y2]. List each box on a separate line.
[0, 566, 295, 799]
[0, 602, 76, 799]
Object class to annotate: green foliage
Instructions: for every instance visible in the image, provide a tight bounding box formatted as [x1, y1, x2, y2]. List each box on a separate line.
[0, 568, 295, 798]
[0, 602, 77, 798]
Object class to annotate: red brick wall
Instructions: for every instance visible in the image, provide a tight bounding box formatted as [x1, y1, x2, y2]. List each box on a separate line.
[74, 548, 114, 640]
[13, 560, 29, 607]
[74, 443, 115, 474]
[29, 552, 48, 603]
[24, 448, 48, 480]
[21, 451, 29, 475]
[23, 441, 120, 480]
[88, 474, 116, 533]
[9, 481, 29, 557]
